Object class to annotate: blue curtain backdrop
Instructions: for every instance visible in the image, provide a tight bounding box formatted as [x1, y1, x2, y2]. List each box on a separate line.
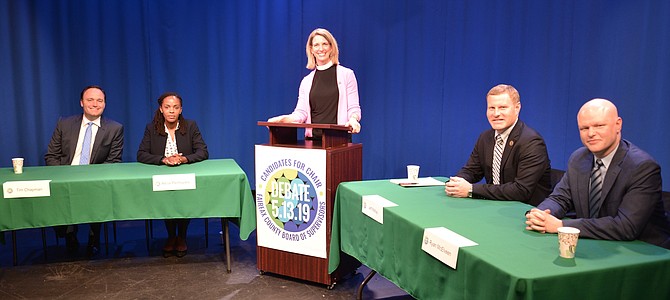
[1, 0, 669, 189]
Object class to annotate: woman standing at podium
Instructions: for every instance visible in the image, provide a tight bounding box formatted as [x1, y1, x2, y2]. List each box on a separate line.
[137, 92, 209, 258]
[268, 28, 362, 139]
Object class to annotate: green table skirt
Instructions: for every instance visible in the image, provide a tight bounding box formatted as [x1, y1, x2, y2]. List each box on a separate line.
[329, 179, 670, 300]
[1, 159, 256, 242]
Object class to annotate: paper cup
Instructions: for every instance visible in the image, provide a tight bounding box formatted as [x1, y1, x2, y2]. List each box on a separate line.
[407, 165, 420, 181]
[557, 227, 580, 258]
[12, 157, 24, 174]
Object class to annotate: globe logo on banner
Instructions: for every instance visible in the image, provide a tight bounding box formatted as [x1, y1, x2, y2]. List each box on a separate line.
[255, 145, 328, 258]
[264, 168, 321, 238]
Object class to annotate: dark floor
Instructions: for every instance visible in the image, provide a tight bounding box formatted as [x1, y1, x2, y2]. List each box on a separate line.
[0, 220, 414, 299]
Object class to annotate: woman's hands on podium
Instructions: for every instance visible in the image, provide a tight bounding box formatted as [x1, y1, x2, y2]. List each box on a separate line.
[345, 115, 361, 133]
[267, 115, 297, 123]
[267, 114, 361, 133]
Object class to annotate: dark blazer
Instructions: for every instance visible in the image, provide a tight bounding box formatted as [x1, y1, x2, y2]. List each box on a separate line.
[538, 139, 670, 249]
[136, 119, 208, 165]
[456, 120, 552, 206]
[44, 115, 124, 166]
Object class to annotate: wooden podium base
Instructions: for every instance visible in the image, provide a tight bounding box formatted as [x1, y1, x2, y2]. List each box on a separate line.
[257, 246, 360, 288]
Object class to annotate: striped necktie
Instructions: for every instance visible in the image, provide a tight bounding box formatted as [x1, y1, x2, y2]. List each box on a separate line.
[79, 122, 93, 165]
[589, 159, 605, 218]
[492, 134, 504, 185]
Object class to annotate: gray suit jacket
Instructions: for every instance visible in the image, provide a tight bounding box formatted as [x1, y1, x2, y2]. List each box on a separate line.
[45, 115, 124, 165]
[538, 139, 670, 249]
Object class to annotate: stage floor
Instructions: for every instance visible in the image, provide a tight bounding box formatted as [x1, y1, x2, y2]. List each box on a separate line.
[0, 220, 412, 299]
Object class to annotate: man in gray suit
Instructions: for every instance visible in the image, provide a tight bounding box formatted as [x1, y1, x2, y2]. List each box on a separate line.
[525, 99, 670, 249]
[45, 85, 124, 256]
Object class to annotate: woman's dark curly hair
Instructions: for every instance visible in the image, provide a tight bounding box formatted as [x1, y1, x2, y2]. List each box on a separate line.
[152, 92, 186, 136]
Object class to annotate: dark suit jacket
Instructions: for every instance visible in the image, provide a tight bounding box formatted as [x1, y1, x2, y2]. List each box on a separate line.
[44, 115, 124, 166]
[136, 119, 208, 165]
[538, 139, 670, 249]
[456, 120, 552, 206]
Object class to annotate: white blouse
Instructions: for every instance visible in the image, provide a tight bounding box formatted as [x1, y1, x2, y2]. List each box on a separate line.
[163, 122, 180, 157]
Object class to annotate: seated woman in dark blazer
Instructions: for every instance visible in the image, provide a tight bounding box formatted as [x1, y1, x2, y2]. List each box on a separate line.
[137, 92, 208, 257]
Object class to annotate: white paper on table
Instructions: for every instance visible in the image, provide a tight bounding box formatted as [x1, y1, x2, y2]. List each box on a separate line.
[421, 227, 478, 269]
[389, 177, 446, 187]
[361, 194, 398, 224]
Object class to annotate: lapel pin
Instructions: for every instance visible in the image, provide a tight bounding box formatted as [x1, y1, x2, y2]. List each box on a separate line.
[509, 140, 514, 147]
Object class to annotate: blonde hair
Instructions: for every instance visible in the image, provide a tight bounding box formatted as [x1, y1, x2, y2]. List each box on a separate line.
[487, 84, 520, 104]
[305, 28, 340, 70]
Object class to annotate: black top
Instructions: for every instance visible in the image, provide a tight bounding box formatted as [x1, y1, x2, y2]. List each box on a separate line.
[136, 119, 209, 165]
[309, 64, 339, 138]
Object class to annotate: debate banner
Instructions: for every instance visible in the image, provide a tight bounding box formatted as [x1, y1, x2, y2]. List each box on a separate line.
[255, 145, 327, 258]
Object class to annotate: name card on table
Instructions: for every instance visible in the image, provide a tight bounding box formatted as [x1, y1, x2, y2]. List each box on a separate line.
[152, 173, 196, 191]
[3, 180, 52, 198]
[422, 227, 478, 269]
[362, 194, 398, 224]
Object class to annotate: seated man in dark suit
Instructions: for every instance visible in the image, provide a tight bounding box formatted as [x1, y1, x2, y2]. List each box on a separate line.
[445, 84, 552, 206]
[525, 99, 670, 249]
[44, 85, 124, 257]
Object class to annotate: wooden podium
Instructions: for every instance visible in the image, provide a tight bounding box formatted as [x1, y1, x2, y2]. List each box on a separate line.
[256, 122, 362, 288]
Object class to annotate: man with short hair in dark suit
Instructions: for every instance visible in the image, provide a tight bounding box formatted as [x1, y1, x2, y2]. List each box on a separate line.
[525, 98, 670, 249]
[44, 85, 124, 257]
[445, 84, 552, 206]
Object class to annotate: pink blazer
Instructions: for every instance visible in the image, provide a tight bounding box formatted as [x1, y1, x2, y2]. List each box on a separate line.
[289, 64, 361, 137]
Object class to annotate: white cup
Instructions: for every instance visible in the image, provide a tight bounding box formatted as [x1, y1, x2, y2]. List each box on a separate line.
[407, 165, 420, 181]
[12, 157, 24, 174]
[557, 227, 580, 258]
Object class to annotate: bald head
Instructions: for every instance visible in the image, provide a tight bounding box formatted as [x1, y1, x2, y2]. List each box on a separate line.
[577, 98, 622, 158]
[578, 98, 619, 119]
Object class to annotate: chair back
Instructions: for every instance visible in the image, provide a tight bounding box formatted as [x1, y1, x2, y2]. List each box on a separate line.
[662, 191, 670, 223]
[550, 169, 565, 190]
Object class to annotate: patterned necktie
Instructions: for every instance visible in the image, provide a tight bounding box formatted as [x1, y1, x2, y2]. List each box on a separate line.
[79, 122, 93, 165]
[492, 134, 504, 185]
[589, 159, 605, 218]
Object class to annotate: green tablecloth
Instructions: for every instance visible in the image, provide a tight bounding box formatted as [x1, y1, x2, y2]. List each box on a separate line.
[329, 179, 670, 300]
[1, 159, 256, 242]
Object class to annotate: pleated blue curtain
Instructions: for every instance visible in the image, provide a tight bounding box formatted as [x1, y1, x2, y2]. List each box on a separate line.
[1, 0, 669, 189]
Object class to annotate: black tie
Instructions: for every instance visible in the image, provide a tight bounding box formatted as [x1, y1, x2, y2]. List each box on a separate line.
[589, 159, 605, 218]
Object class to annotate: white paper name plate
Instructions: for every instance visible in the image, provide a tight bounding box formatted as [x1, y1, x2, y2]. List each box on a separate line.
[152, 173, 196, 191]
[361, 194, 398, 224]
[3, 180, 52, 198]
[421, 227, 478, 269]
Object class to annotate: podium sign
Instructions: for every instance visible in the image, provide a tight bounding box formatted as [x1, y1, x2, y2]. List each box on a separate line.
[255, 122, 362, 287]
[255, 145, 328, 258]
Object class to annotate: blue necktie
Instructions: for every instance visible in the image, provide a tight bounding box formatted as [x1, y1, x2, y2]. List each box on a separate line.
[589, 159, 605, 218]
[79, 122, 93, 165]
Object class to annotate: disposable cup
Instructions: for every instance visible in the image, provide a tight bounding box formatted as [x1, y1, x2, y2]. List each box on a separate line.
[557, 226, 580, 258]
[407, 165, 420, 181]
[12, 157, 24, 174]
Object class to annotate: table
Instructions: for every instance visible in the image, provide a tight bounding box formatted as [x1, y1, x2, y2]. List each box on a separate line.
[1, 159, 256, 269]
[328, 179, 670, 299]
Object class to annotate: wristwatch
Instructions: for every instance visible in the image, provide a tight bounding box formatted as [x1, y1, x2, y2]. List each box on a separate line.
[467, 187, 473, 198]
